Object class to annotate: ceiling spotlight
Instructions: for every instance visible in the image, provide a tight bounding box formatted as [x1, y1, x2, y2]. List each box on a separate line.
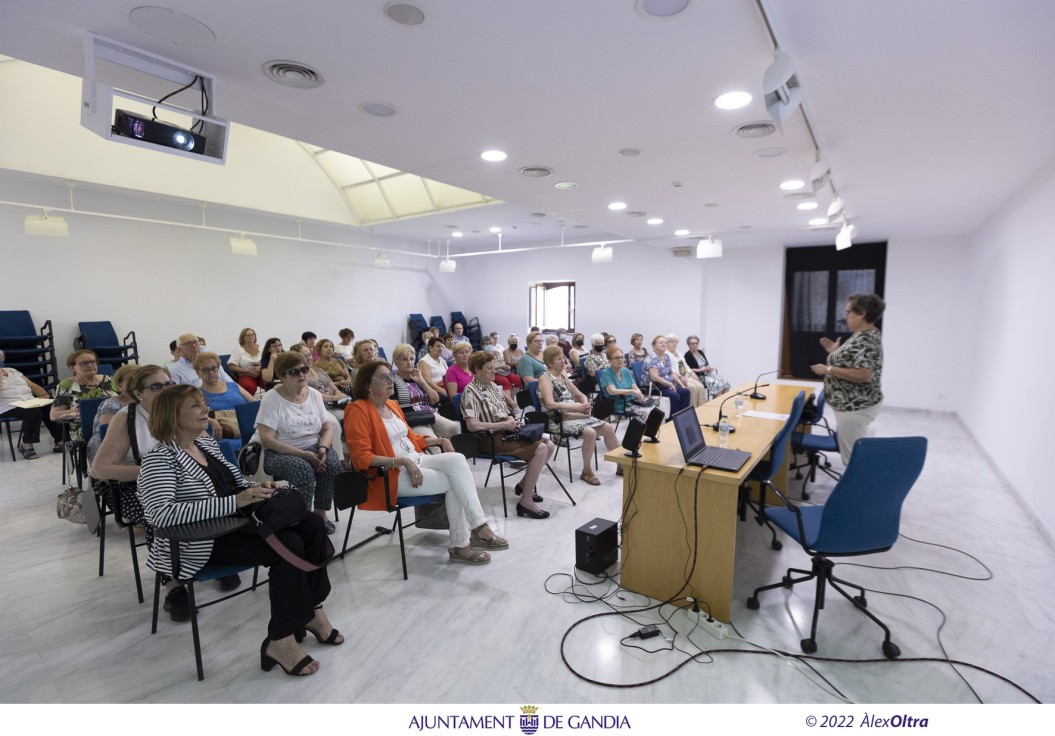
[608, 201, 628, 211]
[715, 91, 752, 110]
[489, 226, 502, 233]
[827, 196, 845, 220]
[591, 244, 613, 264]
[835, 222, 856, 251]
[229, 234, 257, 255]
[811, 158, 831, 192]
[779, 179, 805, 191]
[797, 202, 819, 211]
[674, 229, 690, 236]
[763, 49, 802, 122]
[439, 258, 457, 273]
[646, 217, 664, 225]
[373, 251, 392, 268]
[554, 181, 579, 189]
[24, 212, 69, 237]
[808, 217, 829, 226]
[696, 236, 723, 259]
[451, 231, 463, 237]
[480, 150, 507, 162]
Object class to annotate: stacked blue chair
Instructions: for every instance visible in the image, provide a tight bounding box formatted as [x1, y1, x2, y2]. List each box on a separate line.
[76, 321, 139, 372]
[0, 310, 59, 393]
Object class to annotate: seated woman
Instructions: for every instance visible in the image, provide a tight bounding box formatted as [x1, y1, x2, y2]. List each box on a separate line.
[417, 336, 448, 399]
[538, 346, 620, 485]
[481, 334, 524, 397]
[259, 337, 285, 389]
[443, 342, 476, 400]
[313, 339, 352, 393]
[344, 359, 508, 565]
[516, 331, 548, 385]
[503, 334, 524, 376]
[627, 333, 649, 365]
[439, 333, 455, 364]
[645, 335, 691, 418]
[138, 385, 340, 677]
[289, 343, 345, 405]
[390, 343, 459, 440]
[683, 335, 731, 400]
[598, 346, 662, 421]
[567, 333, 587, 376]
[227, 328, 265, 395]
[334, 328, 356, 365]
[85, 363, 139, 463]
[256, 351, 342, 534]
[460, 351, 553, 519]
[346, 339, 378, 385]
[194, 351, 256, 440]
[50, 349, 119, 441]
[664, 334, 706, 407]
[0, 348, 63, 458]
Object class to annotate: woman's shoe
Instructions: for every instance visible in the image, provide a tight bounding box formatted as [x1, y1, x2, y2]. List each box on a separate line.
[323, 519, 336, 535]
[514, 483, 543, 503]
[470, 525, 509, 550]
[304, 624, 344, 645]
[515, 504, 550, 520]
[580, 472, 601, 486]
[260, 638, 317, 676]
[615, 466, 624, 477]
[448, 546, 491, 565]
[18, 445, 38, 460]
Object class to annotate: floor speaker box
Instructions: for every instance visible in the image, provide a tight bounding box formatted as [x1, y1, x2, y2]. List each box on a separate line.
[575, 517, 618, 575]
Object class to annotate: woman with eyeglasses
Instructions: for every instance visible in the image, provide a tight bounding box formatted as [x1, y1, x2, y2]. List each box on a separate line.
[344, 359, 509, 564]
[50, 349, 119, 441]
[194, 351, 256, 439]
[256, 351, 341, 534]
[138, 385, 340, 677]
[598, 346, 661, 421]
[227, 327, 265, 395]
[84, 363, 139, 464]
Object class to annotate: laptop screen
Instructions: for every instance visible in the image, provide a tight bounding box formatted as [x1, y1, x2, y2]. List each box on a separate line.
[672, 407, 705, 460]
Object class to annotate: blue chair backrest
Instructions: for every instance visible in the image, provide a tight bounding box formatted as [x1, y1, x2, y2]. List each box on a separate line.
[218, 353, 231, 375]
[767, 390, 806, 472]
[0, 310, 37, 341]
[813, 437, 928, 554]
[452, 393, 464, 427]
[429, 316, 447, 334]
[527, 381, 542, 411]
[630, 360, 647, 388]
[450, 311, 467, 328]
[78, 321, 119, 348]
[97, 363, 114, 376]
[377, 346, 387, 361]
[78, 397, 106, 435]
[816, 387, 826, 416]
[234, 401, 261, 445]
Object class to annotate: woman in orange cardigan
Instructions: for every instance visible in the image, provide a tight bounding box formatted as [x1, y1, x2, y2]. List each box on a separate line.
[344, 360, 508, 565]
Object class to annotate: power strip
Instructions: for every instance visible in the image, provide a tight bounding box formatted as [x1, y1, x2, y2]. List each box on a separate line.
[685, 598, 728, 640]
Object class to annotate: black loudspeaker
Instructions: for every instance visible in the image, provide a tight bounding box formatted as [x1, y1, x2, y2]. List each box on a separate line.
[575, 517, 618, 575]
[643, 407, 665, 443]
[621, 417, 646, 457]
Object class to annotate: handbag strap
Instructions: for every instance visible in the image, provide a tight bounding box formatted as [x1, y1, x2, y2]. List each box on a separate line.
[127, 403, 142, 465]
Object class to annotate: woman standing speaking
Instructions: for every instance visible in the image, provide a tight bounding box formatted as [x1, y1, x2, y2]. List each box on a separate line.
[811, 293, 885, 465]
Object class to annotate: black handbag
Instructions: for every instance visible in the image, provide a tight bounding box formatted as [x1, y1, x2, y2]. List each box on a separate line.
[503, 422, 545, 443]
[403, 408, 436, 427]
[241, 486, 319, 571]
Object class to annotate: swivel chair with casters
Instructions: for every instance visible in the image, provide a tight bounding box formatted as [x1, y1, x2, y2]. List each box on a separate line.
[745, 436, 928, 659]
[789, 388, 840, 499]
[739, 390, 806, 550]
[332, 468, 445, 579]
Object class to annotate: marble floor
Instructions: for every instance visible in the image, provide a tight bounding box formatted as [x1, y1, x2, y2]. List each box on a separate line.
[0, 401, 1052, 705]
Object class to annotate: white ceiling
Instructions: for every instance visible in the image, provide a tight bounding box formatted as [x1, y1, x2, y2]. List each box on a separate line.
[1, 0, 1054, 255]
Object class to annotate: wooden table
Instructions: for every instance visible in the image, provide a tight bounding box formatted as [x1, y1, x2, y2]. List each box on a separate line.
[605, 382, 807, 621]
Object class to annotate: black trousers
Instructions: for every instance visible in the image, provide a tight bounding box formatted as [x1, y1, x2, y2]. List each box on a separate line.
[206, 513, 332, 640]
[1, 406, 63, 444]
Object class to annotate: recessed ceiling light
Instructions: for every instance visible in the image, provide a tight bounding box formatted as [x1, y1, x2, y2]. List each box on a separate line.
[715, 91, 752, 110]
[489, 226, 502, 233]
[608, 201, 628, 211]
[780, 179, 806, 191]
[359, 101, 397, 117]
[554, 181, 578, 189]
[797, 202, 819, 210]
[646, 217, 664, 225]
[452, 231, 463, 237]
[618, 148, 642, 157]
[481, 150, 507, 162]
[637, 0, 691, 18]
[674, 229, 690, 236]
[384, 2, 427, 26]
[754, 147, 785, 158]
[808, 218, 828, 226]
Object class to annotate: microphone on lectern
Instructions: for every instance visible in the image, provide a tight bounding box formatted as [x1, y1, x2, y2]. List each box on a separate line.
[750, 370, 780, 400]
[706, 384, 765, 432]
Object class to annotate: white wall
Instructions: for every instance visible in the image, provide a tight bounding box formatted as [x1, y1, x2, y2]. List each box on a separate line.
[960, 157, 1055, 535]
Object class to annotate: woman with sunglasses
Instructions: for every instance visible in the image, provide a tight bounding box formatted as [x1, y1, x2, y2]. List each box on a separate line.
[256, 351, 341, 534]
[91, 364, 173, 483]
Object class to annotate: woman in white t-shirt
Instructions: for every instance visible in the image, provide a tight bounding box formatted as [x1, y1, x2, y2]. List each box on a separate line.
[256, 351, 341, 534]
[227, 327, 265, 395]
[417, 336, 448, 399]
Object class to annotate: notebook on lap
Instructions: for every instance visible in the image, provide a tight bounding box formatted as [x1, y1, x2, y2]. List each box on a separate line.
[671, 407, 751, 472]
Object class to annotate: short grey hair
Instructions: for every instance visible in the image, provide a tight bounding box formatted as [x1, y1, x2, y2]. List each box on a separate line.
[590, 333, 605, 346]
[665, 333, 679, 341]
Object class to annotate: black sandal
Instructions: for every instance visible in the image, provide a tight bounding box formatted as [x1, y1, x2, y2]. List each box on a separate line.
[260, 638, 317, 676]
[19, 445, 39, 460]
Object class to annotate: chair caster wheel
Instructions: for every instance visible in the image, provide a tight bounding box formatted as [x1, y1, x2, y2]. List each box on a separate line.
[782, 575, 793, 588]
[800, 638, 817, 654]
[746, 596, 759, 610]
[770, 538, 783, 551]
[882, 641, 901, 659]
[823, 461, 832, 469]
[853, 594, 867, 608]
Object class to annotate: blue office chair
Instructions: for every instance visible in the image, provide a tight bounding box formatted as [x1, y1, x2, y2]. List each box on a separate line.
[746, 436, 928, 659]
[741, 390, 806, 550]
[790, 389, 840, 499]
[332, 469, 446, 580]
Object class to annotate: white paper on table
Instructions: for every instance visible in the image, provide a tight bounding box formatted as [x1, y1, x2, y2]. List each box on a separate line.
[743, 410, 789, 421]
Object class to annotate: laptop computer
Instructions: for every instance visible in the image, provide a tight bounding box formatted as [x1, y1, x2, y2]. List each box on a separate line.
[671, 407, 751, 472]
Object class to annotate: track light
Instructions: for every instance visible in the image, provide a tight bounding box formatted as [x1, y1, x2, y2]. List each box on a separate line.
[835, 222, 856, 251]
[696, 236, 723, 259]
[827, 196, 845, 221]
[591, 244, 613, 263]
[24, 212, 69, 237]
[762, 49, 802, 122]
[373, 251, 392, 268]
[229, 234, 257, 255]
[439, 258, 457, 273]
[810, 158, 831, 192]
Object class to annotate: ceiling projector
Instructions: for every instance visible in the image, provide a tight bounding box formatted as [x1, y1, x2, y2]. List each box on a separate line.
[112, 109, 206, 154]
